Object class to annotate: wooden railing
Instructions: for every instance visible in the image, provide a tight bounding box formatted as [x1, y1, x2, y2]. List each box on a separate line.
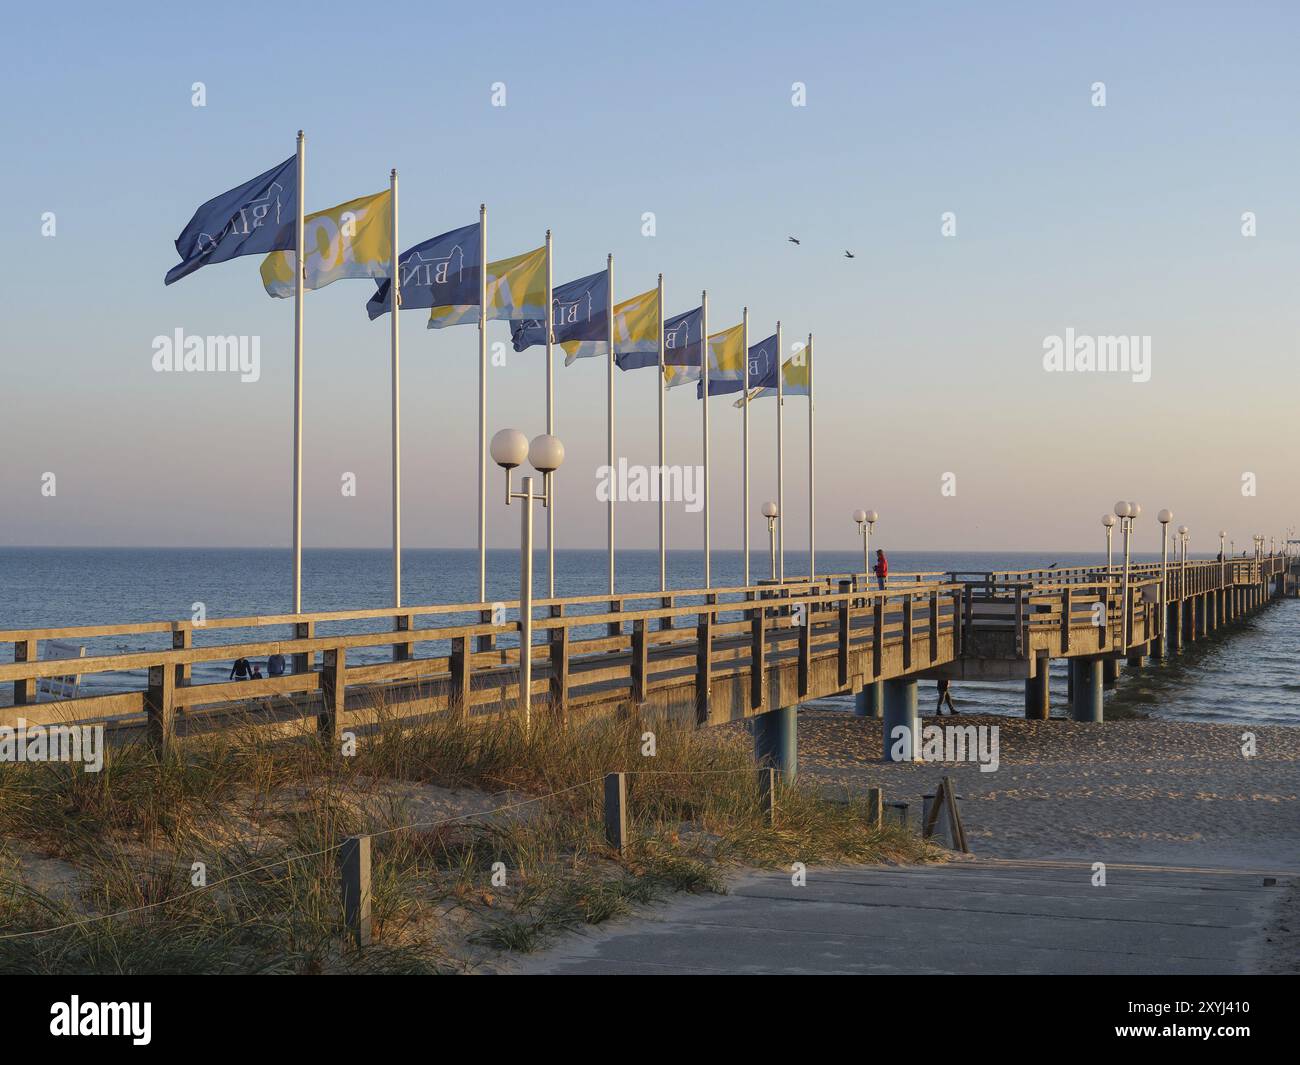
[1, 557, 1285, 750]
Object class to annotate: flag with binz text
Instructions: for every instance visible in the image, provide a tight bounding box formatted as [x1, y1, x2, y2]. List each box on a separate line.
[429, 245, 548, 327]
[260, 190, 392, 297]
[566, 286, 659, 365]
[164, 155, 297, 285]
[696, 323, 745, 397]
[620, 304, 701, 371]
[736, 352, 809, 404]
[366, 222, 481, 319]
[509, 269, 610, 352]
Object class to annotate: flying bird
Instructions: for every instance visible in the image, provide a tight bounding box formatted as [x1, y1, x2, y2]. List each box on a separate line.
[844, 250, 855, 258]
[788, 236, 801, 245]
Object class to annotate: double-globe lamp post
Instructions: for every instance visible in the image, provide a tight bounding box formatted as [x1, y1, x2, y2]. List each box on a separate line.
[761, 502, 779, 581]
[1158, 510, 1173, 644]
[1113, 501, 1140, 648]
[491, 428, 565, 729]
[852, 509, 878, 588]
[1102, 513, 1116, 575]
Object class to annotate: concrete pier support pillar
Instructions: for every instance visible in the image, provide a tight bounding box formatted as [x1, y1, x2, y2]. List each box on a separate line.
[1102, 657, 1120, 687]
[1126, 651, 1145, 668]
[1070, 658, 1104, 723]
[753, 705, 797, 783]
[854, 680, 884, 718]
[1024, 659, 1050, 720]
[881, 679, 920, 762]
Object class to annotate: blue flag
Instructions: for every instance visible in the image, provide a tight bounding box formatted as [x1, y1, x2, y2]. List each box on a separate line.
[164, 155, 297, 285]
[698, 332, 778, 398]
[366, 222, 481, 319]
[619, 305, 701, 371]
[508, 269, 609, 351]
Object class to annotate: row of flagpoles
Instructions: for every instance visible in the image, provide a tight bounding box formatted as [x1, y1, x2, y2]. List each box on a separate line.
[164, 133, 817, 610]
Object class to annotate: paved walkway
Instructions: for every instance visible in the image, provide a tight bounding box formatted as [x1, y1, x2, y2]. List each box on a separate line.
[514, 859, 1284, 974]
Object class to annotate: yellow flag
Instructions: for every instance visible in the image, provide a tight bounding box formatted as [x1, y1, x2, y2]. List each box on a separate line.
[430, 244, 548, 328]
[260, 190, 391, 298]
[707, 323, 745, 380]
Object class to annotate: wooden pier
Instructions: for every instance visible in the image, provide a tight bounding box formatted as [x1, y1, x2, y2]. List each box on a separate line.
[0, 556, 1291, 754]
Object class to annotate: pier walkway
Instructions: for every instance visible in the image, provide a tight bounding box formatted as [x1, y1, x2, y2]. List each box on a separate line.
[0, 556, 1291, 755]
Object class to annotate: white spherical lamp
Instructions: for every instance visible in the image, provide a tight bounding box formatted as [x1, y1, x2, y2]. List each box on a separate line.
[490, 428, 529, 470]
[528, 434, 565, 474]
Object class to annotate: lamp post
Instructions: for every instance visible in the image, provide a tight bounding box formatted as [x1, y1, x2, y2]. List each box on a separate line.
[1102, 513, 1116, 576]
[1158, 510, 1173, 647]
[1113, 501, 1139, 648]
[852, 509, 878, 587]
[492, 428, 565, 729]
[1177, 524, 1189, 601]
[762, 502, 779, 580]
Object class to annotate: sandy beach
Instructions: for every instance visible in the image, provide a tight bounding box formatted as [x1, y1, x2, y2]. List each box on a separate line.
[725, 711, 1300, 872]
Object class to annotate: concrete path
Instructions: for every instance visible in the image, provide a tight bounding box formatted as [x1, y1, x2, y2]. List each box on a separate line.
[514, 859, 1284, 974]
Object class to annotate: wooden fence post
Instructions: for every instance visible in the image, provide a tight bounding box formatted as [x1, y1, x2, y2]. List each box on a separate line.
[548, 607, 569, 722]
[1060, 586, 1072, 652]
[607, 599, 624, 639]
[393, 613, 413, 662]
[13, 639, 36, 707]
[865, 786, 883, 827]
[320, 647, 346, 745]
[951, 590, 963, 656]
[797, 609, 811, 697]
[695, 612, 713, 725]
[450, 636, 472, 719]
[902, 595, 913, 670]
[837, 581, 851, 689]
[750, 609, 766, 710]
[928, 590, 939, 663]
[338, 834, 372, 948]
[172, 624, 192, 688]
[293, 620, 314, 676]
[145, 662, 176, 754]
[872, 598, 884, 677]
[631, 619, 649, 705]
[604, 772, 628, 851]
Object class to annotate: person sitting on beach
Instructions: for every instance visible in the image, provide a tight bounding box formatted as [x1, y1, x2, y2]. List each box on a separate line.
[267, 653, 286, 677]
[873, 549, 889, 590]
[935, 678, 959, 715]
[230, 657, 253, 681]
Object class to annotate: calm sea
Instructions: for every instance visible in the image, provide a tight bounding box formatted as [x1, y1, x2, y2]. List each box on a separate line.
[1, 548, 1295, 725]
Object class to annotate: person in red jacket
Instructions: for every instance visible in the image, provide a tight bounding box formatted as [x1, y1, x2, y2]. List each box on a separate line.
[873, 548, 888, 590]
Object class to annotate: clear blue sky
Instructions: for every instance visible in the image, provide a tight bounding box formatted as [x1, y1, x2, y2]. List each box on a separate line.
[2, 0, 1297, 554]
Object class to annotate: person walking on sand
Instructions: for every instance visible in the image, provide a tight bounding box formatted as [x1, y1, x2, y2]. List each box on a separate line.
[873, 548, 889, 590]
[935, 678, 959, 715]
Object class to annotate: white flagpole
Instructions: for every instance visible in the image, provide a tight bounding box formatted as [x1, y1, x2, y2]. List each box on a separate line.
[291, 130, 305, 613]
[657, 273, 666, 592]
[702, 290, 710, 588]
[477, 203, 487, 603]
[808, 331, 815, 581]
[607, 253, 615, 595]
[545, 229, 555, 598]
[776, 322, 784, 583]
[390, 168, 401, 609]
[742, 307, 749, 586]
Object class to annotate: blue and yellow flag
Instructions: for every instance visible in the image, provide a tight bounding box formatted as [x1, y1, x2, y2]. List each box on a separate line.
[261, 190, 392, 297]
[707, 332, 778, 397]
[367, 222, 480, 320]
[430, 245, 547, 328]
[563, 285, 658, 364]
[510, 269, 610, 353]
[166, 155, 297, 285]
[664, 362, 700, 390]
[735, 353, 809, 404]
[622, 305, 700, 371]
[695, 324, 744, 397]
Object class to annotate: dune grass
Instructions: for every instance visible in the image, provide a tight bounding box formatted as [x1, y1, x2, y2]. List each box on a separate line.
[0, 698, 939, 973]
